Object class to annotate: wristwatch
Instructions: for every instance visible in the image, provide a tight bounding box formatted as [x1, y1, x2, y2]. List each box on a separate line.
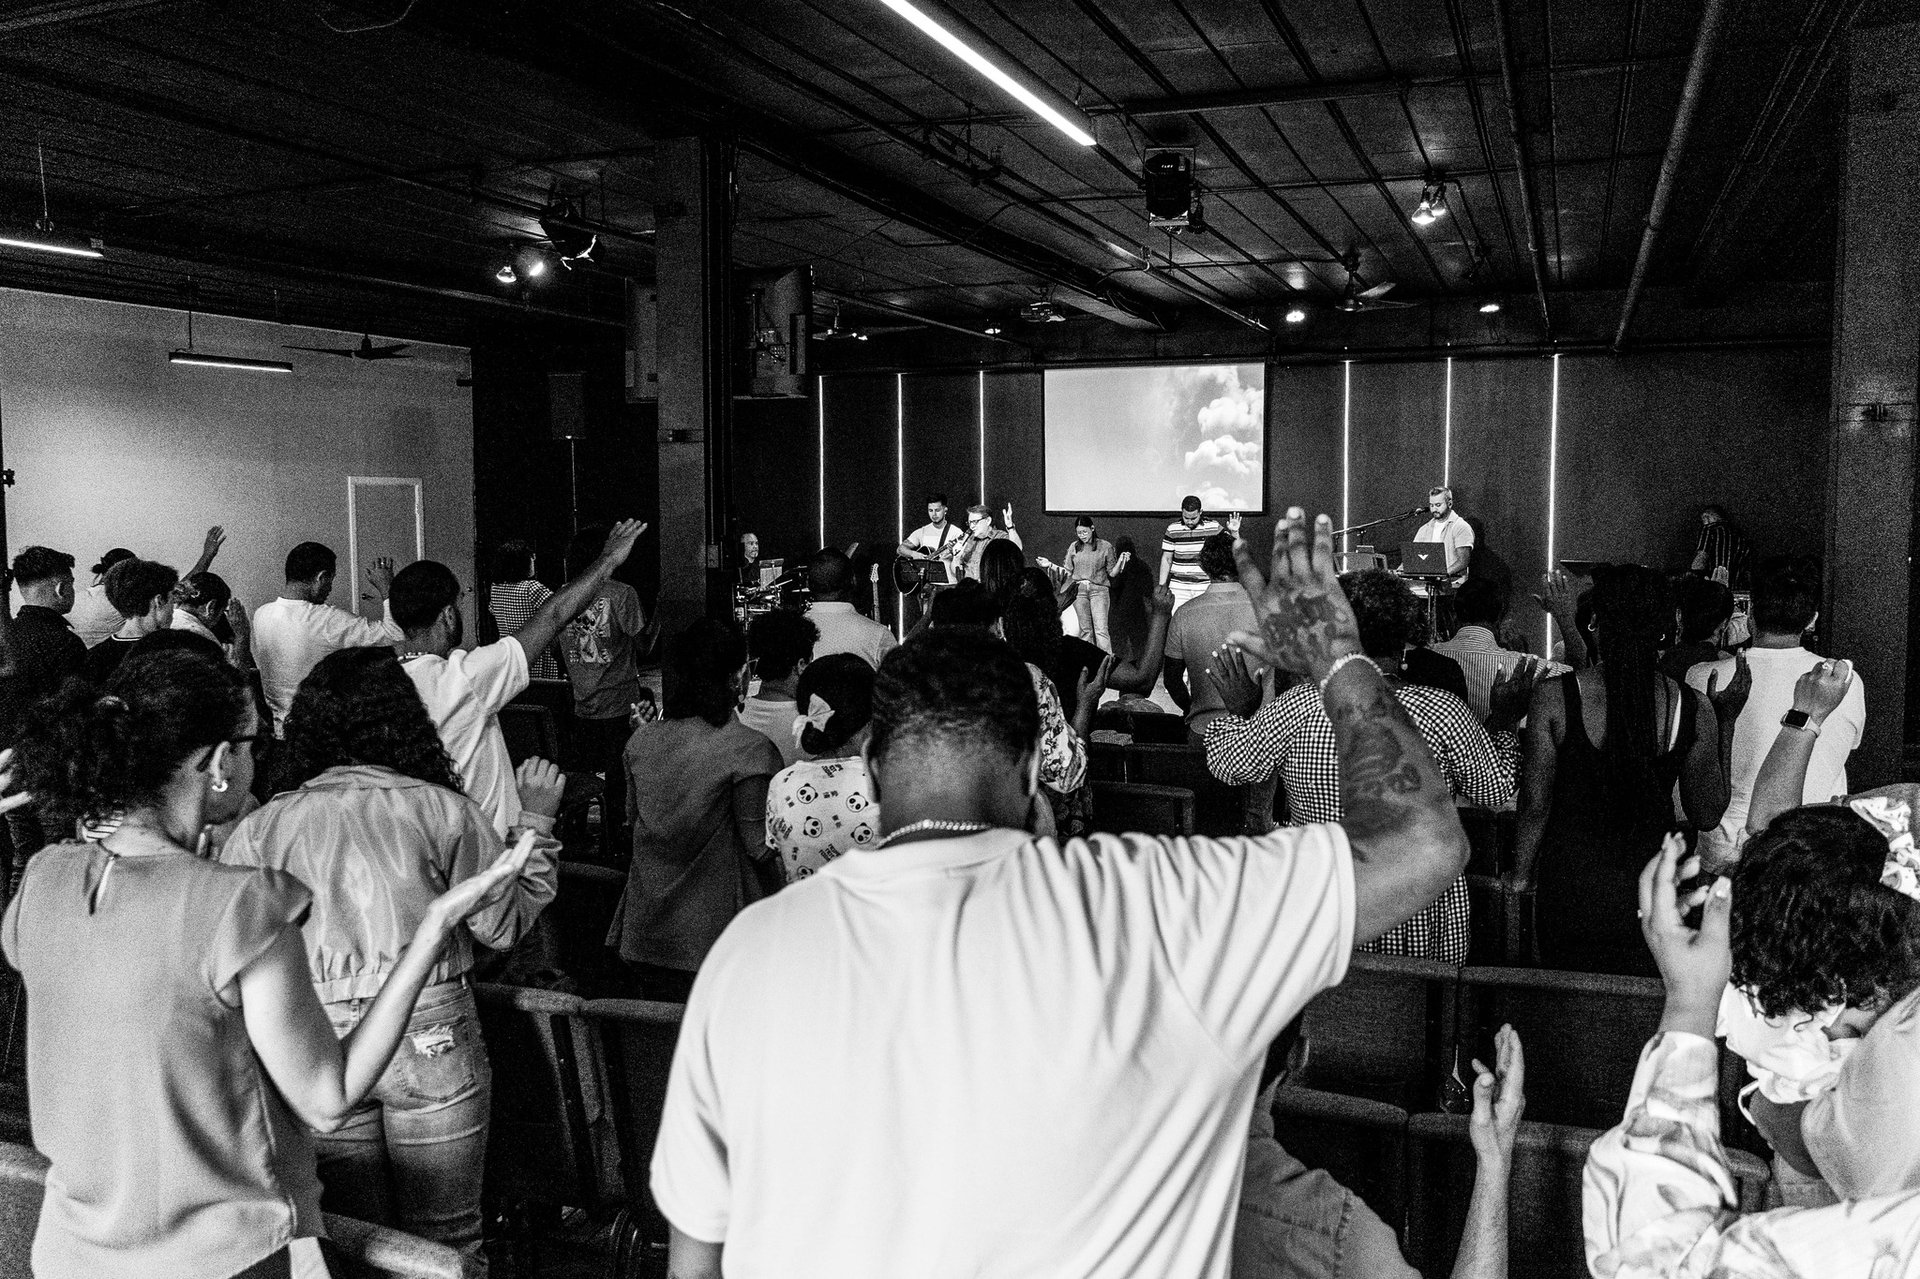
[1781, 709, 1817, 734]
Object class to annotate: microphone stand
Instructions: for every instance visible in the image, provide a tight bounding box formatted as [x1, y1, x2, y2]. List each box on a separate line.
[1332, 508, 1426, 540]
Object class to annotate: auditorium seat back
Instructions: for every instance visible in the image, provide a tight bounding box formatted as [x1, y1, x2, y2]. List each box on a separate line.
[1297, 953, 1458, 1112]
[1458, 966, 1664, 1129]
[474, 984, 611, 1214]
[583, 998, 685, 1278]
[1123, 744, 1240, 836]
[1090, 781, 1195, 837]
[1268, 1086, 1411, 1238]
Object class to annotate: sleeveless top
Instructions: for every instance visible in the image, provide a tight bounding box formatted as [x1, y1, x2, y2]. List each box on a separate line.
[0, 842, 322, 1279]
[1534, 674, 1695, 977]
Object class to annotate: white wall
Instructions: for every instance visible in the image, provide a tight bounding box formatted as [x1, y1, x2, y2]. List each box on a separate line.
[0, 288, 474, 616]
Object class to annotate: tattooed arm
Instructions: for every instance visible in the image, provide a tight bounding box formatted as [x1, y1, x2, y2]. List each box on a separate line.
[1229, 509, 1469, 945]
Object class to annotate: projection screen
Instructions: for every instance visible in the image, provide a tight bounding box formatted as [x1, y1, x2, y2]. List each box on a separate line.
[1043, 363, 1266, 514]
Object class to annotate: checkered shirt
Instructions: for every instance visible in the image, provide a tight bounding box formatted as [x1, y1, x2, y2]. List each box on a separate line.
[1203, 680, 1519, 964]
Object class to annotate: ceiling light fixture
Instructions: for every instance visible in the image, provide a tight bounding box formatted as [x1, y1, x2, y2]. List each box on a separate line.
[1479, 300, 1502, 314]
[167, 303, 292, 374]
[1410, 179, 1449, 228]
[1285, 308, 1307, 324]
[4, 145, 104, 259]
[983, 325, 1003, 336]
[878, 0, 1096, 147]
[539, 198, 598, 266]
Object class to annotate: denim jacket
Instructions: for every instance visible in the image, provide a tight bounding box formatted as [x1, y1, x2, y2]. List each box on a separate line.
[220, 764, 558, 1001]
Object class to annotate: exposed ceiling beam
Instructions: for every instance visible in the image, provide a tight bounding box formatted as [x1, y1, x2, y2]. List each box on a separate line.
[0, 55, 655, 248]
[1489, 0, 1555, 337]
[816, 288, 1024, 346]
[1613, 0, 1735, 353]
[0, 0, 187, 36]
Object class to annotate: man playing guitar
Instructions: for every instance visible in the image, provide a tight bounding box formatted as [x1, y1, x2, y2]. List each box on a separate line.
[896, 493, 969, 629]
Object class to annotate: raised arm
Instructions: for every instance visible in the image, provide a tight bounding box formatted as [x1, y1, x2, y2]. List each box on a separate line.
[510, 519, 647, 663]
[1532, 571, 1588, 671]
[1509, 678, 1564, 891]
[241, 837, 534, 1132]
[1228, 510, 1468, 946]
[1744, 660, 1854, 839]
[188, 524, 226, 578]
[1108, 584, 1174, 693]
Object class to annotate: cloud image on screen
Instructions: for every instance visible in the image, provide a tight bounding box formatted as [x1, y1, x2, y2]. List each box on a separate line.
[1044, 363, 1265, 513]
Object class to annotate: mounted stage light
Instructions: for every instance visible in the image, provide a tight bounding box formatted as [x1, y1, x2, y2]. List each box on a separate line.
[539, 199, 598, 265]
[167, 306, 292, 374]
[984, 325, 1003, 336]
[512, 243, 551, 281]
[495, 263, 518, 285]
[1285, 308, 1307, 324]
[1410, 179, 1449, 228]
[877, 0, 1096, 146]
[1479, 300, 1502, 314]
[1144, 149, 1198, 231]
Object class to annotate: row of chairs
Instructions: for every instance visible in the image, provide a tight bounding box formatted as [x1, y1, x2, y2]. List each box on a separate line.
[1299, 952, 1770, 1156]
[1268, 1084, 1771, 1279]
[476, 982, 683, 1278]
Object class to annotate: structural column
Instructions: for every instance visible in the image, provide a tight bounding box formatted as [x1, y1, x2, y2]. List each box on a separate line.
[653, 135, 736, 634]
[1826, 17, 1920, 786]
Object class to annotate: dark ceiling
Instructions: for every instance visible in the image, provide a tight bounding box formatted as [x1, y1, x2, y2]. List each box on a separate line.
[0, 0, 1859, 347]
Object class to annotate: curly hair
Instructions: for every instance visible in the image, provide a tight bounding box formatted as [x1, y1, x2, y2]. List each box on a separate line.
[1732, 806, 1920, 1017]
[794, 653, 876, 757]
[1199, 530, 1237, 582]
[275, 647, 462, 795]
[872, 628, 1038, 773]
[14, 649, 248, 826]
[1338, 569, 1418, 659]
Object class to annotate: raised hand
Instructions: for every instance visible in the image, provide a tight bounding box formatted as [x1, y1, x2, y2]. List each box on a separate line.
[1226, 510, 1243, 536]
[202, 525, 227, 562]
[1002, 503, 1015, 528]
[429, 831, 537, 926]
[1705, 651, 1751, 725]
[363, 556, 395, 601]
[1225, 508, 1363, 682]
[600, 519, 649, 567]
[224, 598, 251, 638]
[1468, 1024, 1526, 1175]
[1208, 643, 1266, 721]
[1638, 832, 1730, 1035]
[1074, 653, 1113, 710]
[1530, 568, 1578, 618]
[515, 756, 566, 821]
[1486, 655, 1543, 731]
[1114, 551, 1133, 578]
[1793, 657, 1854, 725]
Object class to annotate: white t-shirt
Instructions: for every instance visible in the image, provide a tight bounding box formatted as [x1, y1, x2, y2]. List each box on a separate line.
[1413, 512, 1474, 583]
[402, 638, 530, 836]
[651, 824, 1356, 1278]
[737, 697, 804, 767]
[253, 597, 404, 735]
[804, 601, 896, 670]
[69, 582, 123, 648]
[1687, 646, 1866, 863]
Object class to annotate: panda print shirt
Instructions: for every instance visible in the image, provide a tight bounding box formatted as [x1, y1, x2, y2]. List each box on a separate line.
[765, 757, 880, 883]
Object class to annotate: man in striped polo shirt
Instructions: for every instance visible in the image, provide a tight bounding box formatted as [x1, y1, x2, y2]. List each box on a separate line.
[1159, 496, 1238, 611]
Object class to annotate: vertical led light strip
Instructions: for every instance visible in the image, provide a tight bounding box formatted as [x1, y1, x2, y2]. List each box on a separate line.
[896, 373, 906, 638]
[1545, 353, 1562, 653]
[977, 369, 987, 502]
[1340, 361, 1353, 553]
[1442, 357, 1454, 488]
[817, 377, 826, 550]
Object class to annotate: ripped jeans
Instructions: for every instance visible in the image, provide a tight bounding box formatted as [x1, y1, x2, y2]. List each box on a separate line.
[317, 980, 491, 1273]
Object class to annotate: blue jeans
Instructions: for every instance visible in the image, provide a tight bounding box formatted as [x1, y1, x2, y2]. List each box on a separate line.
[317, 981, 490, 1273]
[1071, 581, 1112, 652]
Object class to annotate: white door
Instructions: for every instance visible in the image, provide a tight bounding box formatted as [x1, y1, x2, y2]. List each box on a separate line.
[347, 477, 424, 621]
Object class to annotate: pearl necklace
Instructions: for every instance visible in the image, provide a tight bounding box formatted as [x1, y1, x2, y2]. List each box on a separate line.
[874, 819, 994, 849]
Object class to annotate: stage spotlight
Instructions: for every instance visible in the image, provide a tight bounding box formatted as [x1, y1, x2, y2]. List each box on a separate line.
[1479, 300, 1502, 314]
[495, 263, 517, 285]
[1410, 180, 1448, 228]
[1285, 308, 1306, 324]
[539, 199, 598, 264]
[984, 325, 1003, 335]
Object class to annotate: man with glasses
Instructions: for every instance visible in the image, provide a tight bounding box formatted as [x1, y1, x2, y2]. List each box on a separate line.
[959, 502, 1022, 582]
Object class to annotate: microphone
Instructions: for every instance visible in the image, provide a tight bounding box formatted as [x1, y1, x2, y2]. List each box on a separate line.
[1404, 506, 1427, 518]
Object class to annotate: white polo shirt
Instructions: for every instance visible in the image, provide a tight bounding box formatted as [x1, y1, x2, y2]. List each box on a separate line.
[402, 637, 530, 837]
[253, 597, 404, 735]
[652, 823, 1355, 1278]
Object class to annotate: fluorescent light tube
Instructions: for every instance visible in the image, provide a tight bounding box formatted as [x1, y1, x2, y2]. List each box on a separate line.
[0, 231, 103, 259]
[879, 0, 1097, 146]
[168, 350, 294, 373]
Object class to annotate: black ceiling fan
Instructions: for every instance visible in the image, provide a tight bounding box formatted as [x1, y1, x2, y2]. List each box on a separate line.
[1334, 253, 1417, 313]
[283, 334, 413, 360]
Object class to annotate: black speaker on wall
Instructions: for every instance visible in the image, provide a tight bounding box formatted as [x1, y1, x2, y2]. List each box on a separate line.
[548, 371, 587, 440]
